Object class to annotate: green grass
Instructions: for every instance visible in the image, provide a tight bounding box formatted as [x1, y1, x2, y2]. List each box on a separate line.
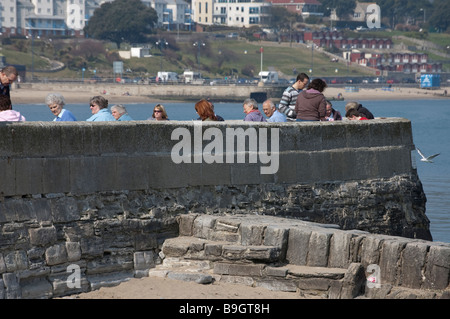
[1, 30, 448, 80]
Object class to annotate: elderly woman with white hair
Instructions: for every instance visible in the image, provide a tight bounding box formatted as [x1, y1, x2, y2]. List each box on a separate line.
[45, 93, 77, 121]
[111, 104, 133, 121]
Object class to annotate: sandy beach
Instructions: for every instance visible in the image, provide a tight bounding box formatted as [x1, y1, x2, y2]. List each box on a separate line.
[11, 85, 449, 105]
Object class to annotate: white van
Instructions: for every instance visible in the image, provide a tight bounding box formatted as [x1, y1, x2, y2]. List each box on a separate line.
[157, 72, 178, 83]
[258, 71, 279, 83]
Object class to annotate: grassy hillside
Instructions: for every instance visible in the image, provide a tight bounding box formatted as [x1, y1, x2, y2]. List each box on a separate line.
[1, 30, 448, 81]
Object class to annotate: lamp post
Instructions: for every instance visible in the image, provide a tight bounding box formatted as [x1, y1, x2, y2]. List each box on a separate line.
[156, 39, 169, 70]
[420, 8, 426, 24]
[193, 41, 205, 71]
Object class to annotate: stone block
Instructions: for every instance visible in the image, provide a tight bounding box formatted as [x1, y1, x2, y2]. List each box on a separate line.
[255, 278, 298, 292]
[167, 272, 213, 284]
[204, 243, 223, 256]
[80, 237, 104, 258]
[222, 245, 246, 260]
[29, 226, 57, 246]
[328, 231, 354, 268]
[286, 227, 311, 265]
[0, 158, 15, 197]
[265, 266, 288, 277]
[178, 214, 197, 236]
[244, 246, 281, 262]
[4, 250, 28, 272]
[2, 272, 22, 299]
[66, 242, 82, 262]
[339, 263, 366, 299]
[422, 245, 450, 290]
[214, 262, 264, 277]
[134, 251, 156, 271]
[14, 158, 44, 195]
[400, 242, 429, 289]
[42, 158, 71, 194]
[193, 215, 217, 239]
[20, 278, 53, 299]
[307, 230, 333, 267]
[379, 238, 409, 285]
[45, 244, 68, 266]
[240, 223, 265, 246]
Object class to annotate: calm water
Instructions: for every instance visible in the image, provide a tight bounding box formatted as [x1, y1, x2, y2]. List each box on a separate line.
[13, 99, 450, 243]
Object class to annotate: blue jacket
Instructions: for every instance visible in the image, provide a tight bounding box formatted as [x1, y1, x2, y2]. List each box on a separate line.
[118, 113, 133, 121]
[86, 109, 115, 121]
[54, 109, 77, 121]
[268, 110, 286, 122]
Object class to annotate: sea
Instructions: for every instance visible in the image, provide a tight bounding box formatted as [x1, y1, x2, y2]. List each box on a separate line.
[13, 98, 450, 243]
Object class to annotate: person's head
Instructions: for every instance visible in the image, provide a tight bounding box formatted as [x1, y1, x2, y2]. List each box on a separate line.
[345, 101, 359, 113]
[0, 66, 18, 86]
[243, 98, 258, 114]
[307, 78, 327, 92]
[294, 73, 310, 90]
[262, 99, 276, 118]
[89, 96, 108, 114]
[0, 95, 12, 111]
[45, 93, 65, 117]
[345, 108, 361, 120]
[111, 104, 128, 120]
[325, 100, 333, 117]
[195, 99, 217, 121]
[152, 104, 168, 120]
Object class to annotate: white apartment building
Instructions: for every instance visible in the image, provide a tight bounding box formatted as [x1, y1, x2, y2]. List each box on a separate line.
[192, 0, 271, 27]
[0, 0, 191, 38]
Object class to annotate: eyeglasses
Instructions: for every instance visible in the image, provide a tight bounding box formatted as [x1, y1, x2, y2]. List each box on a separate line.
[154, 110, 162, 113]
[90, 104, 98, 108]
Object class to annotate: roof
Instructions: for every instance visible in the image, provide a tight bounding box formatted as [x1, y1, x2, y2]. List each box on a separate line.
[268, 0, 322, 5]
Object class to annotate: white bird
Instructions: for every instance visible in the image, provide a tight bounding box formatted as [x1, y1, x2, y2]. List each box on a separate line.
[416, 148, 440, 163]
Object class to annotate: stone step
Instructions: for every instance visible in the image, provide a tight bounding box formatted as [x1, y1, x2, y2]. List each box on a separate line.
[162, 236, 283, 263]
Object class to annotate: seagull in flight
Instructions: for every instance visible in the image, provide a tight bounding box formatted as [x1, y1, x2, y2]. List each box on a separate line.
[416, 148, 440, 163]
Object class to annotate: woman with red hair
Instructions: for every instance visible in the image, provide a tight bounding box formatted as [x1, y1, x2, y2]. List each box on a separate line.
[195, 99, 218, 121]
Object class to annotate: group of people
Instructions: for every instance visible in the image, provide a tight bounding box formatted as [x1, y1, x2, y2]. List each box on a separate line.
[1, 65, 374, 123]
[241, 72, 374, 123]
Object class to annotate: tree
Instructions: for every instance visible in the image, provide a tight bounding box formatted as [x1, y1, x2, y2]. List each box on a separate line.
[84, 0, 157, 48]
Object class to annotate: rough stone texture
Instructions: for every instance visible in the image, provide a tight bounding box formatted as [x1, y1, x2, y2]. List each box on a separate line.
[0, 120, 440, 298]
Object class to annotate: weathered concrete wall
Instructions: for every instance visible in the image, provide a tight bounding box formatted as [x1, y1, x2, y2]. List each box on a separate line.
[0, 119, 436, 298]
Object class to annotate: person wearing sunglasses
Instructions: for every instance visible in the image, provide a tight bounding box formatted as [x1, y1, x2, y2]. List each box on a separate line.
[86, 96, 115, 121]
[0, 66, 18, 98]
[148, 104, 169, 121]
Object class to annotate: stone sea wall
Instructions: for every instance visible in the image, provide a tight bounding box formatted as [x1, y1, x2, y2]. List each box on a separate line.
[0, 119, 441, 298]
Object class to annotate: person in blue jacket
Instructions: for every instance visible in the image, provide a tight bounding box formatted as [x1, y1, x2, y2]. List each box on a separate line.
[86, 96, 115, 121]
[45, 93, 77, 121]
[111, 104, 133, 121]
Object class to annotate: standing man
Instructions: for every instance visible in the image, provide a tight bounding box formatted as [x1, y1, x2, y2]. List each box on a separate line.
[262, 99, 286, 122]
[0, 66, 18, 98]
[278, 73, 309, 122]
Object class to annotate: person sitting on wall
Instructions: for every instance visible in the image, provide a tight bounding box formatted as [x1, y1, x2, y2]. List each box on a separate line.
[45, 93, 77, 121]
[0, 95, 26, 121]
[262, 99, 286, 122]
[111, 104, 133, 121]
[148, 104, 169, 121]
[346, 108, 369, 120]
[86, 96, 115, 121]
[345, 101, 374, 119]
[325, 100, 342, 121]
[243, 98, 266, 122]
[0, 65, 18, 99]
[195, 99, 218, 121]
